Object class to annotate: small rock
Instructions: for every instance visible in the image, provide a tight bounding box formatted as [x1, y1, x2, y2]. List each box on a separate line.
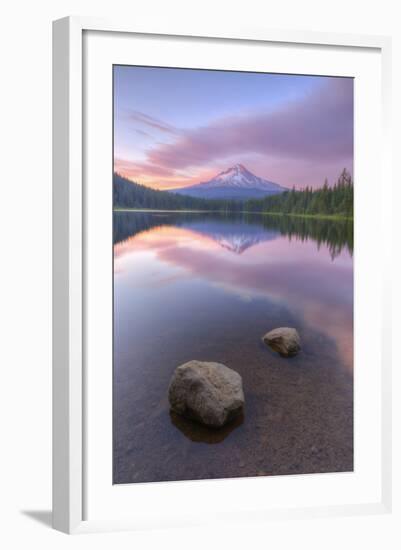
[262, 327, 301, 357]
[168, 360, 244, 428]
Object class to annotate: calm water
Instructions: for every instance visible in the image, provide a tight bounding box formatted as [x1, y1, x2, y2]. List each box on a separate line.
[113, 212, 353, 483]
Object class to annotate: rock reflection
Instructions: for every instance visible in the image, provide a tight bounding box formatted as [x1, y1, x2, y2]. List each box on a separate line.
[113, 210, 354, 483]
[169, 410, 244, 444]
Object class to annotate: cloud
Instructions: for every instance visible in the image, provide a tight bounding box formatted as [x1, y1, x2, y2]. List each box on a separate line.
[114, 157, 174, 179]
[146, 78, 352, 170]
[117, 78, 353, 188]
[129, 110, 180, 135]
[135, 129, 151, 138]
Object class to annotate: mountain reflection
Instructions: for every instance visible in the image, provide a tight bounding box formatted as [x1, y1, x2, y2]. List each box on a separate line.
[113, 211, 354, 485]
[114, 211, 353, 372]
[113, 211, 353, 259]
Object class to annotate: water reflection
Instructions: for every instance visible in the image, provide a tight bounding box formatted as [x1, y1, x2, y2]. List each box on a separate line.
[114, 212, 353, 371]
[114, 211, 353, 259]
[170, 410, 244, 444]
[113, 211, 353, 484]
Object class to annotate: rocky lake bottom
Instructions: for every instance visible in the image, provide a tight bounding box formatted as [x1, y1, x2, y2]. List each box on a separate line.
[113, 212, 353, 483]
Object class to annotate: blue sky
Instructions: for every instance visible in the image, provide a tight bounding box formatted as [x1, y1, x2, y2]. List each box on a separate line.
[114, 65, 353, 189]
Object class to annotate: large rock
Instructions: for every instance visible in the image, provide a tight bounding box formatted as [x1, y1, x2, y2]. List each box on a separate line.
[168, 360, 244, 428]
[262, 327, 301, 357]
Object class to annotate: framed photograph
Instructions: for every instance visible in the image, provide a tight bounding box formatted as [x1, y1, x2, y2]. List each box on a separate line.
[52, 17, 392, 533]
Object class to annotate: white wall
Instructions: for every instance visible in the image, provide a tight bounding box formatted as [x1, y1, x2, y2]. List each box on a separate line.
[0, 0, 399, 548]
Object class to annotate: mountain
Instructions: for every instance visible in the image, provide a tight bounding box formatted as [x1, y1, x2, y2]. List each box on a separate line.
[171, 164, 287, 200]
[113, 172, 250, 212]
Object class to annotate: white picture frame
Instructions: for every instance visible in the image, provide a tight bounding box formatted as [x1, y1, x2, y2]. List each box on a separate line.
[52, 16, 392, 534]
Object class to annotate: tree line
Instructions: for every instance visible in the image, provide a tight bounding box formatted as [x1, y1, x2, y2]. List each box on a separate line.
[114, 210, 352, 261]
[113, 169, 353, 218]
[245, 169, 353, 218]
[254, 213, 353, 259]
[113, 173, 241, 212]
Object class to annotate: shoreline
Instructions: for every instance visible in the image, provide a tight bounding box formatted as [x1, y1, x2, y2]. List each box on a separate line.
[114, 208, 222, 213]
[254, 211, 353, 221]
[114, 207, 353, 221]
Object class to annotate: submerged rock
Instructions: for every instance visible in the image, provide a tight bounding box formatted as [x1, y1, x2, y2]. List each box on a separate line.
[262, 327, 301, 357]
[168, 360, 244, 428]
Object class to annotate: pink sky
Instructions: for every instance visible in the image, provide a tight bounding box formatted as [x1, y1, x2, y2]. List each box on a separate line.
[114, 67, 353, 190]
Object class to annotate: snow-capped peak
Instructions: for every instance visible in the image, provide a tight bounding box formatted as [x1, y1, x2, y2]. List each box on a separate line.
[215, 164, 248, 182]
[202, 164, 284, 191]
[171, 164, 287, 200]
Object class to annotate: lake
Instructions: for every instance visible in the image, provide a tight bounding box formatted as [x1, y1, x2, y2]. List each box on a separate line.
[113, 211, 353, 484]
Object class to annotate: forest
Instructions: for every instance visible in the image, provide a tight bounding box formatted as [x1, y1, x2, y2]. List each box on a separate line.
[113, 173, 240, 212]
[113, 169, 353, 219]
[246, 169, 353, 218]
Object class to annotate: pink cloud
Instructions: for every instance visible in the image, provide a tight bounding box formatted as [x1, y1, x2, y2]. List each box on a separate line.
[114, 157, 174, 179]
[116, 78, 353, 189]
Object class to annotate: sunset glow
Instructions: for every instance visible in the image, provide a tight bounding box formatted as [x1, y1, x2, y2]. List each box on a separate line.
[114, 66, 353, 190]
[114, 222, 353, 371]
